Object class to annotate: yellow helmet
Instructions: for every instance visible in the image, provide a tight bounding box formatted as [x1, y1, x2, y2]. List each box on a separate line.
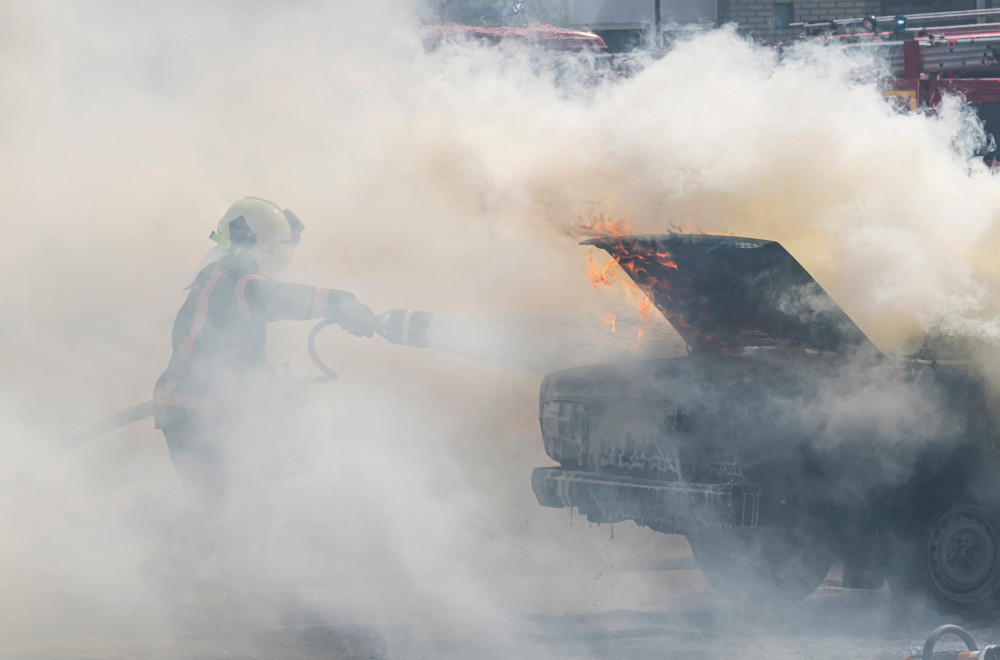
[209, 197, 304, 252]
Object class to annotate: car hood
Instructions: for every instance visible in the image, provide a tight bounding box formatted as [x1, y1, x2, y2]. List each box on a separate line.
[583, 233, 877, 355]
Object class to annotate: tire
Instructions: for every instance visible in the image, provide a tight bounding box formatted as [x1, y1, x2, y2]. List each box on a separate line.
[686, 527, 832, 603]
[887, 503, 1000, 612]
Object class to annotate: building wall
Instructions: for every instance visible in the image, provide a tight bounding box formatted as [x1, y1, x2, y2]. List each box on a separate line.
[880, 0, 975, 16]
[718, 0, 878, 40]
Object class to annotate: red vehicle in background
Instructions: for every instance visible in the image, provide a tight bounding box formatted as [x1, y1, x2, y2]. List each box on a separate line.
[421, 1, 623, 84]
[422, 1, 608, 52]
[794, 8, 1000, 162]
[423, 22, 608, 53]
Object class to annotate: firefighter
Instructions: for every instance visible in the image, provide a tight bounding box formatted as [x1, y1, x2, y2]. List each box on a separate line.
[144, 197, 375, 620]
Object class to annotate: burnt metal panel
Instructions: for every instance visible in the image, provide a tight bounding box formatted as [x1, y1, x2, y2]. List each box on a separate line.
[583, 233, 877, 355]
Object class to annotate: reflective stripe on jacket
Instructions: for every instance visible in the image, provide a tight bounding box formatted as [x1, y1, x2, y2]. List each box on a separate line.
[153, 253, 355, 425]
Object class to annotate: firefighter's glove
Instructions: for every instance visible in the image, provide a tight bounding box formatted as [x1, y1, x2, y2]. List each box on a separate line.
[337, 298, 376, 338]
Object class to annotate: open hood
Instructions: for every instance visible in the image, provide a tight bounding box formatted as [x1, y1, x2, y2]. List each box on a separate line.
[584, 233, 877, 355]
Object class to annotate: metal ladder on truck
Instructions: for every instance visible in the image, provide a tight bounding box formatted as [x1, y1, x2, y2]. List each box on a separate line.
[791, 8, 1000, 79]
[788, 9, 1000, 163]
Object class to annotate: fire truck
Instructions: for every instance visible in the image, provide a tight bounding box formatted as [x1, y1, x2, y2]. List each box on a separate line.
[422, 23, 609, 52]
[421, 6, 620, 86]
[793, 8, 1000, 161]
[421, 1, 609, 52]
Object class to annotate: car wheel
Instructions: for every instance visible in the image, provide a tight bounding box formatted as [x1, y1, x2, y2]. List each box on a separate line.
[888, 503, 1000, 611]
[686, 527, 832, 603]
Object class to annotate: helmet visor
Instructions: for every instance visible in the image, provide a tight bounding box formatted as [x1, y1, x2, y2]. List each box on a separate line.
[282, 209, 305, 245]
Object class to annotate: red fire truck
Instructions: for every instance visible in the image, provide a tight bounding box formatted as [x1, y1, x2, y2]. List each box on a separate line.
[794, 8, 1000, 161]
[421, 1, 609, 52]
[421, 14, 616, 84]
[423, 23, 609, 52]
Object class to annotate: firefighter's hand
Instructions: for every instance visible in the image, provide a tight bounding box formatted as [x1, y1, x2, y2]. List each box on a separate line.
[338, 299, 376, 337]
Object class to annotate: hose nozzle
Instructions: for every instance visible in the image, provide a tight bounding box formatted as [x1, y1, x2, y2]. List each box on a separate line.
[375, 309, 434, 348]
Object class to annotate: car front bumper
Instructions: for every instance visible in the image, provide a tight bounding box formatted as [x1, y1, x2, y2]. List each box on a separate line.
[531, 466, 760, 533]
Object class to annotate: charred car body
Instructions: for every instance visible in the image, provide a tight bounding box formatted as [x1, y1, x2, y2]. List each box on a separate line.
[532, 233, 1000, 609]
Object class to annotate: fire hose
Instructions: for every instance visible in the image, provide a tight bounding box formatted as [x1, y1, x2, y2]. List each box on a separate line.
[6, 306, 540, 498]
[55, 310, 423, 450]
[305, 316, 341, 381]
[0, 314, 387, 499]
[905, 625, 1000, 660]
[61, 314, 381, 449]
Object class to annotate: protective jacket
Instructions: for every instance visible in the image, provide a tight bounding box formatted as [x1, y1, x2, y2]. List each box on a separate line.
[153, 252, 354, 426]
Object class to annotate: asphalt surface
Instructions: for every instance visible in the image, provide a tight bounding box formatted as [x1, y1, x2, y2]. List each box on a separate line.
[4, 564, 1000, 660]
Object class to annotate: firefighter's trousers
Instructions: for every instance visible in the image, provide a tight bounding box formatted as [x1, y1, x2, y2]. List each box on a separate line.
[145, 411, 274, 607]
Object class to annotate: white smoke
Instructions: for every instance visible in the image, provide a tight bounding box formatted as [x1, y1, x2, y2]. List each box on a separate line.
[2, 0, 1000, 652]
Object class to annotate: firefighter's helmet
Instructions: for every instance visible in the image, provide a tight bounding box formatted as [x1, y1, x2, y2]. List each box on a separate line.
[210, 197, 305, 252]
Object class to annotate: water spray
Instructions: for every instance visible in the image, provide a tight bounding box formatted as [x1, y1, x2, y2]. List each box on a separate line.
[50, 307, 666, 457]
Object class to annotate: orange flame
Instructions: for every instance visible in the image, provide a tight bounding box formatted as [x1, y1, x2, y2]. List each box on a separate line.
[585, 254, 658, 324]
[572, 215, 632, 239]
[577, 215, 681, 346]
[654, 252, 678, 269]
[586, 255, 620, 288]
[601, 313, 616, 334]
[574, 214, 723, 352]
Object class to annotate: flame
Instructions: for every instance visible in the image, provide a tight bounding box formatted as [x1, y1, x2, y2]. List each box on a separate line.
[585, 253, 659, 324]
[586, 255, 621, 288]
[654, 252, 678, 269]
[601, 313, 616, 334]
[574, 214, 723, 352]
[572, 215, 632, 238]
[577, 215, 680, 346]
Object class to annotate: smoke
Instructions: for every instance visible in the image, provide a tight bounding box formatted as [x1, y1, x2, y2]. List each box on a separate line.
[3, 0, 1000, 654]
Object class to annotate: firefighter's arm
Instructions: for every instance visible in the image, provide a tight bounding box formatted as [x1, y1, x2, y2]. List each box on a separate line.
[236, 275, 376, 336]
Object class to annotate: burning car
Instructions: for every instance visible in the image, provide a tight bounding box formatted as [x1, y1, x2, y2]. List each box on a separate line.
[532, 232, 1000, 610]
